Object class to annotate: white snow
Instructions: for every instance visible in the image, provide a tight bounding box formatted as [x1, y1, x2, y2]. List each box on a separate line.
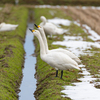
[34, 5, 61, 8]
[48, 18, 72, 26]
[74, 21, 100, 41]
[61, 67, 100, 100]
[53, 36, 100, 56]
[34, 5, 100, 10]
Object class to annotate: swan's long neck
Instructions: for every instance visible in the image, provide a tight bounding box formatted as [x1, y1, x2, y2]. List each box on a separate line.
[39, 28, 49, 53]
[35, 32, 46, 57]
[41, 17, 47, 26]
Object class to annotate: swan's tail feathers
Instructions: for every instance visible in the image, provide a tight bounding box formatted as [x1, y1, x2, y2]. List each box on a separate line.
[77, 60, 81, 64]
[74, 65, 80, 70]
[75, 58, 81, 64]
[76, 66, 80, 70]
[56, 28, 67, 35]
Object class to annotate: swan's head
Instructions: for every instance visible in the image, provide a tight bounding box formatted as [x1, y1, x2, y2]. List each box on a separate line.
[34, 24, 44, 31]
[29, 29, 40, 36]
[40, 16, 47, 22]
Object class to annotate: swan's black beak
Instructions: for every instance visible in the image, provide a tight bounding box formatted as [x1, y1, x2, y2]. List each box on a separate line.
[34, 24, 38, 28]
[29, 28, 33, 32]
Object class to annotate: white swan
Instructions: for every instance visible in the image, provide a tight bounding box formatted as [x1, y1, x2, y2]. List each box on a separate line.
[34, 24, 81, 64]
[39, 16, 64, 36]
[29, 29, 80, 78]
[0, 22, 18, 31]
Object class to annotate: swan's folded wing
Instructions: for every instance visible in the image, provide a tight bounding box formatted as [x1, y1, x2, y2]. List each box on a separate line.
[42, 52, 79, 70]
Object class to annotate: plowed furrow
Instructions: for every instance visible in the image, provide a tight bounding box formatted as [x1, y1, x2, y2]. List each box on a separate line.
[63, 6, 100, 35]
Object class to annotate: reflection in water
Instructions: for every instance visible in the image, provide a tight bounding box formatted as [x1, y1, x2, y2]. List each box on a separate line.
[19, 23, 36, 100]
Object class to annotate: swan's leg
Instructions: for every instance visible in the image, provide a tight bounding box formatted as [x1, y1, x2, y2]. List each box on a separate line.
[55, 70, 58, 77]
[61, 70, 63, 79]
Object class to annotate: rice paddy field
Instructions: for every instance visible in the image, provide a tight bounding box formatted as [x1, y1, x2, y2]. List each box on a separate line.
[0, 3, 100, 100]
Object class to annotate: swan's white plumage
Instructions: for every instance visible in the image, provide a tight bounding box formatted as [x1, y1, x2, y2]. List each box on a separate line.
[0, 22, 18, 31]
[42, 52, 80, 70]
[39, 16, 64, 35]
[30, 30, 80, 72]
[36, 25, 81, 64]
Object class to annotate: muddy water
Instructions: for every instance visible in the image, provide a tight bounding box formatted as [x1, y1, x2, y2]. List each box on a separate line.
[18, 23, 36, 100]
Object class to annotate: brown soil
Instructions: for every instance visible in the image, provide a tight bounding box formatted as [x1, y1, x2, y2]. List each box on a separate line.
[62, 6, 100, 36]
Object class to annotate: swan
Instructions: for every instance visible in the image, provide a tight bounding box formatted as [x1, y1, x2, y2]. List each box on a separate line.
[39, 16, 64, 36]
[34, 24, 81, 64]
[29, 29, 80, 79]
[0, 22, 18, 31]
